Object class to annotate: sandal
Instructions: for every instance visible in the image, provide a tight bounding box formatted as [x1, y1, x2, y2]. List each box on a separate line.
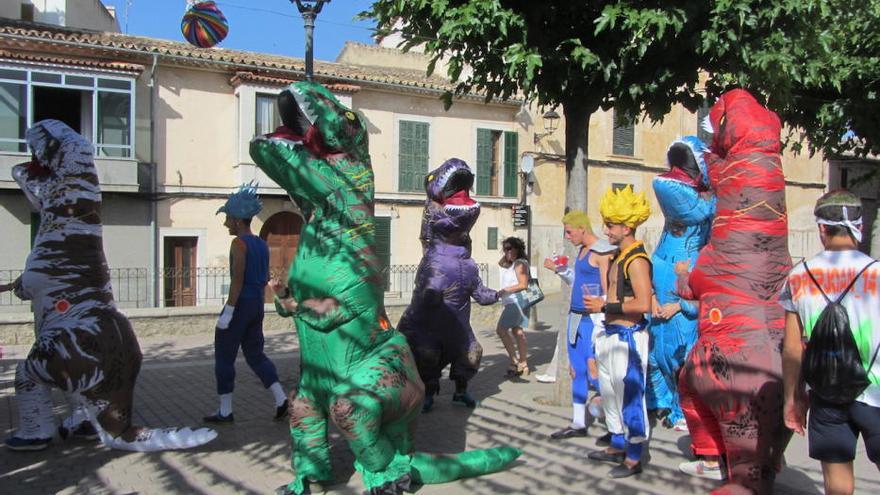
[517, 362, 530, 377]
[505, 364, 522, 377]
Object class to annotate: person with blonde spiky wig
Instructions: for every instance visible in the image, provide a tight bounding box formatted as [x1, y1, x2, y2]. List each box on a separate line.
[582, 185, 654, 478]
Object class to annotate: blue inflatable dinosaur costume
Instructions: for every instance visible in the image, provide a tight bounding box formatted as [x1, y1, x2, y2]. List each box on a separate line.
[647, 136, 715, 428]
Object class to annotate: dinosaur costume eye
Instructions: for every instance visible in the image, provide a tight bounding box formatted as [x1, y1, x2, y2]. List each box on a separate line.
[345, 111, 356, 121]
[427, 174, 434, 182]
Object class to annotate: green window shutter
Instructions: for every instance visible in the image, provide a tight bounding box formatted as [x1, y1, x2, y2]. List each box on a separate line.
[503, 131, 519, 197]
[487, 227, 498, 250]
[612, 108, 634, 156]
[476, 128, 493, 195]
[374, 216, 392, 289]
[398, 120, 429, 192]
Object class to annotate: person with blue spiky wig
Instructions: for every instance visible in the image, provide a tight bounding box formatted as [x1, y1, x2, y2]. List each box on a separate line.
[204, 182, 289, 424]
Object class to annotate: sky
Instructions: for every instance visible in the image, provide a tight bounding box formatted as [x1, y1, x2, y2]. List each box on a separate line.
[102, 1, 378, 61]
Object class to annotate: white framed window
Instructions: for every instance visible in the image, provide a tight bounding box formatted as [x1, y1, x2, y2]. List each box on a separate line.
[255, 93, 280, 136]
[0, 66, 135, 158]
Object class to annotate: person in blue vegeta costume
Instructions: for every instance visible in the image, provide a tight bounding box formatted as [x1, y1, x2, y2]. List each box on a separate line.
[545, 211, 615, 441]
[397, 158, 502, 412]
[647, 136, 715, 430]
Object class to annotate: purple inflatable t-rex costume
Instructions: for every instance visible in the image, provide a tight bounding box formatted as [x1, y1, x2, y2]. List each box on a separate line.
[397, 158, 499, 411]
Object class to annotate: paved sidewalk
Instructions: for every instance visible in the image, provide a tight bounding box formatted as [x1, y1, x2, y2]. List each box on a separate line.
[2, 293, 879, 494]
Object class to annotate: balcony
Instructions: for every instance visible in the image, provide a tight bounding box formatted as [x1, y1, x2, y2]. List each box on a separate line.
[0, 154, 147, 193]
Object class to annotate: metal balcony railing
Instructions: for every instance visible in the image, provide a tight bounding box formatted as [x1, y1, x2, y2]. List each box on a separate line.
[0, 263, 491, 311]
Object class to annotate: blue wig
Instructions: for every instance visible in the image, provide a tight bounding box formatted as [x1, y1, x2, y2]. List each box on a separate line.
[217, 181, 262, 219]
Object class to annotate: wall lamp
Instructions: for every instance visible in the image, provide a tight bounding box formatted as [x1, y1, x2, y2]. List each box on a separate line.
[533, 109, 560, 144]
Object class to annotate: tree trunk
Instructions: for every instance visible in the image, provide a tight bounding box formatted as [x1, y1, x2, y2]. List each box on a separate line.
[552, 98, 594, 404]
[563, 100, 591, 213]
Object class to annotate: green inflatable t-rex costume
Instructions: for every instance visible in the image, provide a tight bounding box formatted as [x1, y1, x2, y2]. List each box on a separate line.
[250, 81, 521, 495]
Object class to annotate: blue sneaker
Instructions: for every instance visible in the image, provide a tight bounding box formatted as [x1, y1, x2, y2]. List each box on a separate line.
[5, 436, 52, 451]
[451, 392, 477, 408]
[422, 395, 434, 413]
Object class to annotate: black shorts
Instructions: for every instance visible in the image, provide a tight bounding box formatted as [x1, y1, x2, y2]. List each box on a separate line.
[809, 393, 880, 463]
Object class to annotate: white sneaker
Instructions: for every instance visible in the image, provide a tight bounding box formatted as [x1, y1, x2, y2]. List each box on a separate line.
[673, 419, 689, 432]
[679, 460, 726, 481]
[535, 374, 556, 383]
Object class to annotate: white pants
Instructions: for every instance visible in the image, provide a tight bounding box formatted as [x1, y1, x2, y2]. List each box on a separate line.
[594, 326, 650, 443]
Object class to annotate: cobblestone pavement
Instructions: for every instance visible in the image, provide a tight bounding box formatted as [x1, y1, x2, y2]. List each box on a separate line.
[2, 293, 879, 494]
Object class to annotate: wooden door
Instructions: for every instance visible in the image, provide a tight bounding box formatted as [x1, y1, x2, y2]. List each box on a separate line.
[260, 212, 303, 302]
[164, 237, 197, 307]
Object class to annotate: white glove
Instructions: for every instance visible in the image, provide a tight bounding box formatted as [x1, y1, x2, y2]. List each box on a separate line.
[216, 304, 235, 330]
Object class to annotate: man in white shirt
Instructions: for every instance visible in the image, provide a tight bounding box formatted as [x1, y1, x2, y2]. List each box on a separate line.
[781, 190, 880, 495]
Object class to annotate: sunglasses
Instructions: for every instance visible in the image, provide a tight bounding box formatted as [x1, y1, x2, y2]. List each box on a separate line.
[503, 246, 515, 252]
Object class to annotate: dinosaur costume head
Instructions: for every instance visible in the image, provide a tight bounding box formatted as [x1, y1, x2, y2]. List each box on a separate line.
[421, 158, 480, 248]
[13, 119, 100, 222]
[250, 81, 372, 220]
[666, 135, 709, 189]
[705, 88, 781, 159]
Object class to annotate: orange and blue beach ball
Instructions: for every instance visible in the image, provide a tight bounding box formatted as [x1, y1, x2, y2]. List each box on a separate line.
[181, 1, 229, 48]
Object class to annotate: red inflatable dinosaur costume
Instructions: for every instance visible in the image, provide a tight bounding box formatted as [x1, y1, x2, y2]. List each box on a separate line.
[678, 89, 792, 494]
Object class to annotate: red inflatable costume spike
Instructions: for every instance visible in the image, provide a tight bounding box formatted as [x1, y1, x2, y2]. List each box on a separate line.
[678, 89, 793, 494]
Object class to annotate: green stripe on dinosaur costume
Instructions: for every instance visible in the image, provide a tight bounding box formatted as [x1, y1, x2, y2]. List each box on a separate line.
[249, 81, 520, 495]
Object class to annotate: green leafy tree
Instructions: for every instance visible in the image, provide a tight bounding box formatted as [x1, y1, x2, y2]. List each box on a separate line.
[365, 0, 880, 177]
[699, 0, 880, 157]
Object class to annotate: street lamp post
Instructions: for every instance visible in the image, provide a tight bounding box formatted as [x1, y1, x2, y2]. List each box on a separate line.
[292, 0, 331, 81]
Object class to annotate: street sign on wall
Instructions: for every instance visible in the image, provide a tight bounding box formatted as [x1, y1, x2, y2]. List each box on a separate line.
[512, 205, 530, 227]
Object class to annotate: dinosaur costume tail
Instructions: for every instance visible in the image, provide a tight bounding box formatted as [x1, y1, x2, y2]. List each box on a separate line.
[411, 447, 522, 484]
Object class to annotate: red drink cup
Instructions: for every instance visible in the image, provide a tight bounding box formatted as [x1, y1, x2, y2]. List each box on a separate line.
[554, 255, 569, 268]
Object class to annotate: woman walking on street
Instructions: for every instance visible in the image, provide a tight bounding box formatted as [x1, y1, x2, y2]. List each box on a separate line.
[496, 237, 531, 377]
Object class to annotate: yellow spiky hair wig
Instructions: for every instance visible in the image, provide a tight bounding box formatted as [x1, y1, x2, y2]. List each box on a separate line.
[599, 185, 651, 228]
[562, 210, 592, 231]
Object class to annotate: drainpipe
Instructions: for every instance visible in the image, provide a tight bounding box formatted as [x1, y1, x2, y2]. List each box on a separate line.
[148, 54, 159, 307]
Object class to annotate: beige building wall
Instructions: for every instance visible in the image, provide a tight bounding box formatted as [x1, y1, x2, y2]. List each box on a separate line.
[3, 0, 119, 31]
[0, 3, 20, 19]
[0, 195, 32, 271]
[353, 90, 520, 192]
[155, 68, 238, 192]
[64, 0, 118, 32]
